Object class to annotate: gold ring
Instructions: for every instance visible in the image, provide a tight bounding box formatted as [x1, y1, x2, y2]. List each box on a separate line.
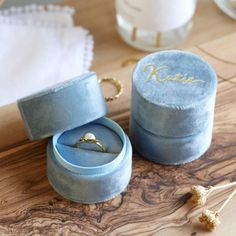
[75, 133, 105, 152]
[99, 77, 123, 102]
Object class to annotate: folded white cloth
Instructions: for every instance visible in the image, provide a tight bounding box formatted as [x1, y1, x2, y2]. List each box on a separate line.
[0, 5, 93, 107]
[0, 4, 75, 27]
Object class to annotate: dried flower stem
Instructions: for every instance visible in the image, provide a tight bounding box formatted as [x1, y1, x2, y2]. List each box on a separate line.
[191, 185, 213, 206]
[198, 188, 236, 231]
[217, 188, 236, 213]
[199, 210, 220, 231]
[191, 182, 236, 206]
[211, 181, 236, 191]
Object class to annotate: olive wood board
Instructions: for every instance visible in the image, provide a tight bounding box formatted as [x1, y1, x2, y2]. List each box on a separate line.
[0, 0, 236, 235]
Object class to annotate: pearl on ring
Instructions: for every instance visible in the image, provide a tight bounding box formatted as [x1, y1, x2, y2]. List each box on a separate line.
[76, 132, 105, 152]
[84, 132, 96, 140]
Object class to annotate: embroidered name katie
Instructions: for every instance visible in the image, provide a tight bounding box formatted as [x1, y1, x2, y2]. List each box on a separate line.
[143, 64, 205, 84]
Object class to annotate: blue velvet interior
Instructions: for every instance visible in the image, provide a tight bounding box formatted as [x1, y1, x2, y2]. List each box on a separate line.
[56, 122, 123, 167]
[133, 50, 217, 108]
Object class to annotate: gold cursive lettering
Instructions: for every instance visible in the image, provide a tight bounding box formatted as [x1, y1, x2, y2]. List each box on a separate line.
[143, 64, 205, 84]
[144, 64, 168, 83]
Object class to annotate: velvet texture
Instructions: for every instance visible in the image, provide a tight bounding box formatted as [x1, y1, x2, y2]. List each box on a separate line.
[130, 116, 212, 165]
[130, 50, 217, 165]
[17, 73, 132, 203]
[47, 118, 132, 204]
[17, 72, 107, 140]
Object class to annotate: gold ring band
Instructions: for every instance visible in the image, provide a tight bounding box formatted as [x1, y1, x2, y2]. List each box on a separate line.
[75, 133, 105, 152]
[99, 77, 123, 102]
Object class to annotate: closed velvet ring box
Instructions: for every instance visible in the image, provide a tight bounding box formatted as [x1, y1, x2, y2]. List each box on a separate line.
[17, 72, 132, 204]
[130, 50, 218, 165]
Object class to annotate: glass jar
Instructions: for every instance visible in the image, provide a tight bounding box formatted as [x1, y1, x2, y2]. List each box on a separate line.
[214, 0, 236, 20]
[115, 0, 197, 51]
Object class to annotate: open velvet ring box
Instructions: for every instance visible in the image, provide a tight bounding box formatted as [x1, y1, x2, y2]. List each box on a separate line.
[17, 72, 132, 204]
[130, 50, 217, 165]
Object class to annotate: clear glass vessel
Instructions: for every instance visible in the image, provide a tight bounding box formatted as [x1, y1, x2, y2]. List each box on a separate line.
[115, 0, 196, 52]
[214, 0, 236, 20]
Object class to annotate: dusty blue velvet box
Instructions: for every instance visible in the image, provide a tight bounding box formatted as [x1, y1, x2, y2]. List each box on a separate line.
[17, 72, 132, 204]
[130, 50, 217, 165]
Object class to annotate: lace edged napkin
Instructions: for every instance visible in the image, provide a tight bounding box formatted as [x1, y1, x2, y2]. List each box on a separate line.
[0, 4, 94, 107]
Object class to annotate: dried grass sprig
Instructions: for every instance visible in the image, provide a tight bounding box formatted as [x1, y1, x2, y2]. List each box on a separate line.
[191, 181, 236, 206]
[198, 188, 236, 231]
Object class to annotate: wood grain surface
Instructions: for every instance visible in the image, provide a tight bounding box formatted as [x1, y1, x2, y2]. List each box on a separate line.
[0, 0, 236, 235]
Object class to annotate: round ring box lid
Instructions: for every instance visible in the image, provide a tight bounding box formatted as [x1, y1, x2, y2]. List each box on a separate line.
[131, 50, 218, 138]
[17, 72, 108, 140]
